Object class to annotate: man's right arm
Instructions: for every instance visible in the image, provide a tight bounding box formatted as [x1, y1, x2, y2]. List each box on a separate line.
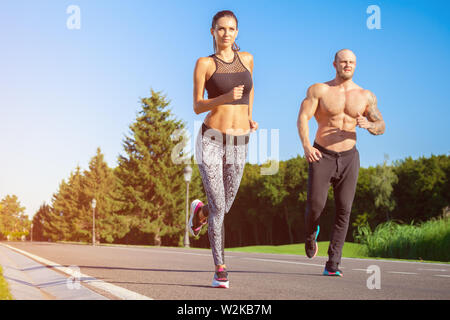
[297, 84, 323, 162]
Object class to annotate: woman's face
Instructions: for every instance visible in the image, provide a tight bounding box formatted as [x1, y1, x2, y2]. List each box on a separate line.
[211, 16, 238, 50]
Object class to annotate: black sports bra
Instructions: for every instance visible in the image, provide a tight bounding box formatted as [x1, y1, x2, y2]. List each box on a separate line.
[205, 52, 253, 105]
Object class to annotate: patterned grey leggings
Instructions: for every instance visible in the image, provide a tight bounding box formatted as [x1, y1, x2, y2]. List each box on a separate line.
[195, 123, 249, 266]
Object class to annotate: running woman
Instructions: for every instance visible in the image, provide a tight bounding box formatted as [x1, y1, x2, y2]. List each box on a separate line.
[297, 49, 385, 276]
[190, 10, 258, 288]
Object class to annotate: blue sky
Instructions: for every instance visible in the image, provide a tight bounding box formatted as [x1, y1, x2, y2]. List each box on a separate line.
[1, 0, 449, 217]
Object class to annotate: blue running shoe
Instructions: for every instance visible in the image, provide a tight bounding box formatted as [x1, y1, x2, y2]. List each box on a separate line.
[305, 225, 320, 259]
[323, 266, 343, 277]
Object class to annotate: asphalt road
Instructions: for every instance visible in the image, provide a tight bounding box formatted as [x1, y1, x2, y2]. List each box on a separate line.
[2, 241, 449, 300]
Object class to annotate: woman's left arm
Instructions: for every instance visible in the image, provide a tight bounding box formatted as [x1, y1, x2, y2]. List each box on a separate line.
[243, 52, 258, 132]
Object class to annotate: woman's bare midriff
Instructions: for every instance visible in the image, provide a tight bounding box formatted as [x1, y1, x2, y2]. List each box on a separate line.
[204, 104, 250, 135]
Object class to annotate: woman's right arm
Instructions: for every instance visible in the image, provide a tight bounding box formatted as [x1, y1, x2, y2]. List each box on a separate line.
[193, 57, 243, 115]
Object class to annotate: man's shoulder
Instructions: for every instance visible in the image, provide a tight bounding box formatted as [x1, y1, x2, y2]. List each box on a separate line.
[360, 88, 376, 101]
[307, 83, 329, 97]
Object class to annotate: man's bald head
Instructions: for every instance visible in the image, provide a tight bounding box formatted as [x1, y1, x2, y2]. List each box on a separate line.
[333, 49, 357, 80]
[334, 49, 356, 63]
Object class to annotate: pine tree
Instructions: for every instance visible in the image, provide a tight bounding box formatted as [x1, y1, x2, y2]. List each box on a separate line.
[32, 203, 53, 241]
[115, 89, 187, 246]
[84, 147, 130, 243]
[51, 167, 90, 241]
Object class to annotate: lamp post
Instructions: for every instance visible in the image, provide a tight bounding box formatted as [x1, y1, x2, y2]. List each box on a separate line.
[59, 212, 63, 242]
[30, 223, 33, 242]
[183, 165, 192, 248]
[92, 198, 96, 246]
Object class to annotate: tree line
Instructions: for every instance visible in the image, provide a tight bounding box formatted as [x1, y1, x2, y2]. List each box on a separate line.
[1, 90, 449, 248]
[0, 195, 30, 240]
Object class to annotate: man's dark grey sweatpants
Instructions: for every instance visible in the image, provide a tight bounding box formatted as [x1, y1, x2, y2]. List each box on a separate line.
[305, 142, 360, 269]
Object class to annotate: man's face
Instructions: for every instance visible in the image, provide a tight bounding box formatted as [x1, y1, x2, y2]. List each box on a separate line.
[334, 51, 356, 80]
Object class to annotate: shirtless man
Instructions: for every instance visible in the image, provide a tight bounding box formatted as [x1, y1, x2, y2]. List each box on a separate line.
[297, 49, 385, 276]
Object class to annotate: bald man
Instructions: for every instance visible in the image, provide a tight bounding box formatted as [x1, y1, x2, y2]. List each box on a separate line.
[297, 49, 385, 276]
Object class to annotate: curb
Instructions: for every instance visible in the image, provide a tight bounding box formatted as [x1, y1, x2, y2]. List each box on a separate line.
[0, 244, 152, 300]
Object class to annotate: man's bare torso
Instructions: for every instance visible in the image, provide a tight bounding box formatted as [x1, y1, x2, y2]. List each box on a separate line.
[314, 81, 370, 152]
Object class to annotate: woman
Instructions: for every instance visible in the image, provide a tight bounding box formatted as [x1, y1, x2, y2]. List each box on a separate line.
[190, 10, 258, 288]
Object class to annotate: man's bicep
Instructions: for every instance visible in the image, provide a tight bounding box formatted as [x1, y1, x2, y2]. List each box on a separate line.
[365, 92, 383, 122]
[300, 88, 319, 120]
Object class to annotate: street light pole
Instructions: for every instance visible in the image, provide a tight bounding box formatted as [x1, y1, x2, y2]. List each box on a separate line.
[92, 198, 96, 246]
[183, 165, 193, 248]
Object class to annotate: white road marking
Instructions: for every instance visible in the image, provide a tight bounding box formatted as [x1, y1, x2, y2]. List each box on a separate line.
[433, 275, 450, 278]
[352, 268, 370, 272]
[152, 250, 212, 257]
[83, 244, 450, 267]
[243, 257, 324, 267]
[418, 268, 449, 272]
[96, 245, 450, 274]
[1, 244, 153, 300]
[387, 271, 418, 275]
[340, 256, 450, 267]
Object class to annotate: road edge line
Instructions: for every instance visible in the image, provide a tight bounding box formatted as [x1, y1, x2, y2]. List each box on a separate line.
[0, 244, 153, 300]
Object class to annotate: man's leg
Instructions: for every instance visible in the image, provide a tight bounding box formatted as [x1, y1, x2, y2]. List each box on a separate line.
[305, 155, 335, 243]
[326, 150, 360, 270]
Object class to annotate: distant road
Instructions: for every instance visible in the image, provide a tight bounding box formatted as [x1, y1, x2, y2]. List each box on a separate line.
[2, 241, 449, 300]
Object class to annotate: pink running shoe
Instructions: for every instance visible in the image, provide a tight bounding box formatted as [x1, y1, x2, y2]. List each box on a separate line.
[189, 199, 206, 237]
[212, 267, 229, 289]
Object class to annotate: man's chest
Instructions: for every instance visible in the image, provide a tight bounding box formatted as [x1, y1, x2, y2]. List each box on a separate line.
[319, 90, 367, 117]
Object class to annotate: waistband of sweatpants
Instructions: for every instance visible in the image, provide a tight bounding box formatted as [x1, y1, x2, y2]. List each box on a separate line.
[202, 123, 250, 146]
[313, 142, 357, 157]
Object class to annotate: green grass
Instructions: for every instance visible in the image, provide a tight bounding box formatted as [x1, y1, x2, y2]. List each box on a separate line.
[228, 241, 366, 258]
[227, 240, 449, 264]
[356, 216, 450, 262]
[0, 266, 13, 300]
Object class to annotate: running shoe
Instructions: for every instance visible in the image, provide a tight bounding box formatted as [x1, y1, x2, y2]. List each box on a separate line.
[323, 267, 343, 277]
[305, 225, 320, 259]
[189, 199, 206, 237]
[212, 267, 229, 289]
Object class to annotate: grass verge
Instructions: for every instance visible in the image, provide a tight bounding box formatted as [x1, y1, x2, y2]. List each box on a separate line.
[227, 241, 449, 264]
[355, 217, 450, 262]
[228, 241, 366, 258]
[0, 266, 13, 300]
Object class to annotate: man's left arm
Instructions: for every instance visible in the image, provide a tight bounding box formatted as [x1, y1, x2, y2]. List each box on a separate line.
[357, 91, 385, 135]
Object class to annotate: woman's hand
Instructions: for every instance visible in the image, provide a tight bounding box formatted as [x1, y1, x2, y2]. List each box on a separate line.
[224, 85, 244, 103]
[249, 119, 258, 132]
